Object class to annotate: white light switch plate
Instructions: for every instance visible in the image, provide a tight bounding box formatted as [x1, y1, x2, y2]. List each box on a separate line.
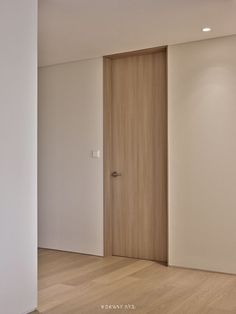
[91, 150, 100, 158]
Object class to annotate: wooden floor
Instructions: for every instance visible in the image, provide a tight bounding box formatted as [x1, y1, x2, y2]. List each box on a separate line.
[37, 249, 236, 314]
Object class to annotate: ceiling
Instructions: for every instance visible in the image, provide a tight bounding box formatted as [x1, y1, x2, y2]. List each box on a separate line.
[38, 0, 236, 67]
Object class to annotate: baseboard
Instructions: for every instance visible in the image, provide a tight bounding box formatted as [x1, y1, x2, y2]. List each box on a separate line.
[168, 263, 236, 276]
[26, 309, 38, 314]
[38, 246, 104, 258]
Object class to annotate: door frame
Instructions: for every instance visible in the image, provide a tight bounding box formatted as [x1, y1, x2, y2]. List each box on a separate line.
[103, 46, 168, 258]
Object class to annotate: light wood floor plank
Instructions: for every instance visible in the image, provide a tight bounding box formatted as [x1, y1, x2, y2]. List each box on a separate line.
[38, 249, 236, 313]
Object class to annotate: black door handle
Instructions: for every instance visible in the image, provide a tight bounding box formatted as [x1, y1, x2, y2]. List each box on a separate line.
[111, 171, 122, 178]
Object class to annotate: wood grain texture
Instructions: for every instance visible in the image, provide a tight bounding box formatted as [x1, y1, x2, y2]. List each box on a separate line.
[104, 49, 168, 261]
[103, 57, 113, 256]
[38, 249, 236, 314]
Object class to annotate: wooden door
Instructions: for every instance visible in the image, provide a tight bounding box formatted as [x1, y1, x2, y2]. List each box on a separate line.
[104, 49, 167, 262]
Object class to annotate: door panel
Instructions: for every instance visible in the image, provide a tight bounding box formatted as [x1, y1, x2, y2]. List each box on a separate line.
[109, 50, 167, 262]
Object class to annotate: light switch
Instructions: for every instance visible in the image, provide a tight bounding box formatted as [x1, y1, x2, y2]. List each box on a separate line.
[91, 150, 100, 158]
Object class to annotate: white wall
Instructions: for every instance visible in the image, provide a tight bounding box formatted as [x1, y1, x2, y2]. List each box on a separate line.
[168, 35, 236, 274]
[38, 58, 103, 256]
[0, 1, 37, 313]
[39, 35, 236, 274]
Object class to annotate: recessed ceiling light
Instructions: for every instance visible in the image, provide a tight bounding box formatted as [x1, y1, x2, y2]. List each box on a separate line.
[202, 27, 211, 32]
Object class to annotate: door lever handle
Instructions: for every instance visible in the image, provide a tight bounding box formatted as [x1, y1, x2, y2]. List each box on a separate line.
[111, 171, 122, 178]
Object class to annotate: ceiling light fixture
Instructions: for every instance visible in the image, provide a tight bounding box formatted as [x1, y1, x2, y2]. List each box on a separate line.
[202, 27, 211, 32]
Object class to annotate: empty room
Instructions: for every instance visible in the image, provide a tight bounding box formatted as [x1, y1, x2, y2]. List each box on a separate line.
[1, 0, 236, 313]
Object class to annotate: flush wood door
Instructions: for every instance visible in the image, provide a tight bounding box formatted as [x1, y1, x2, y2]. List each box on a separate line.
[104, 48, 167, 262]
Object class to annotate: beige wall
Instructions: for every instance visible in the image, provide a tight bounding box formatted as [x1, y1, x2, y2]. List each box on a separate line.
[38, 58, 103, 256]
[168, 35, 236, 274]
[0, 1, 37, 313]
[39, 35, 236, 273]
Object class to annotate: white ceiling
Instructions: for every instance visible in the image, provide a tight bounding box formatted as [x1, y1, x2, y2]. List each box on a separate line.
[38, 0, 236, 67]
